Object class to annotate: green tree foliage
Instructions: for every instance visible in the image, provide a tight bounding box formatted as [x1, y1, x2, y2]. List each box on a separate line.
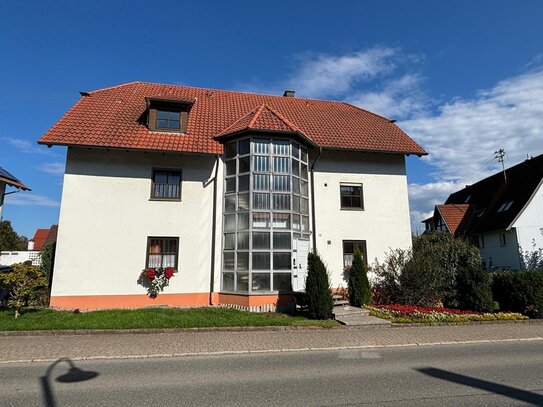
[0, 220, 28, 251]
[455, 265, 494, 312]
[371, 248, 408, 304]
[348, 247, 371, 306]
[0, 263, 49, 314]
[40, 242, 56, 284]
[305, 252, 333, 319]
[401, 232, 482, 307]
[493, 270, 543, 318]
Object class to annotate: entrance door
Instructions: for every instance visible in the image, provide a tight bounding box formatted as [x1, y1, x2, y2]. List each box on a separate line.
[292, 239, 310, 292]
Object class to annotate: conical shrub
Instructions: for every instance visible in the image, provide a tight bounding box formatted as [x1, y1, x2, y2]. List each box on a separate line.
[305, 251, 333, 319]
[348, 247, 371, 307]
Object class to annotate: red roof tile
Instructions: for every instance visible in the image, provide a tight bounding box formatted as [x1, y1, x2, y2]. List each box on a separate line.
[436, 204, 471, 236]
[32, 229, 50, 251]
[38, 82, 427, 156]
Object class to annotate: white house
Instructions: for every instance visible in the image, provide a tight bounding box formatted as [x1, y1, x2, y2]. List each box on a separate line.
[423, 154, 543, 270]
[38, 82, 426, 310]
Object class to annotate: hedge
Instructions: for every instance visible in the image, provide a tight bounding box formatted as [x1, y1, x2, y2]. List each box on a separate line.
[492, 270, 543, 318]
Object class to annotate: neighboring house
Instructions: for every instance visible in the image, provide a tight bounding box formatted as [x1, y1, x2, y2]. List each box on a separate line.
[0, 166, 30, 221]
[38, 81, 426, 311]
[423, 154, 543, 270]
[28, 224, 58, 251]
[0, 225, 57, 266]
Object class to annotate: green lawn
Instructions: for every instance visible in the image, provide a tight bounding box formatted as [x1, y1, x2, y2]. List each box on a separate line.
[0, 307, 339, 331]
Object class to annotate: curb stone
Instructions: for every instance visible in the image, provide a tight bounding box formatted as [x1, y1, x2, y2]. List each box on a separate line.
[0, 318, 541, 336]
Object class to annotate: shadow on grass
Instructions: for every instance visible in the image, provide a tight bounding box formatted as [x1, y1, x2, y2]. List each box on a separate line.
[417, 367, 543, 406]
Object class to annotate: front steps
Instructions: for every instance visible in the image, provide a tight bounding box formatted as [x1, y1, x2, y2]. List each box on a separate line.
[333, 305, 390, 327]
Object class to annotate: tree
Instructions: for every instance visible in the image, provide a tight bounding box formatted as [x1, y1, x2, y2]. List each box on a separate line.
[399, 232, 482, 307]
[0, 220, 28, 251]
[305, 251, 333, 319]
[40, 242, 56, 285]
[348, 247, 371, 306]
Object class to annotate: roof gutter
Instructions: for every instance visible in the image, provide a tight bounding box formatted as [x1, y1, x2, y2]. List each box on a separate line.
[310, 146, 323, 252]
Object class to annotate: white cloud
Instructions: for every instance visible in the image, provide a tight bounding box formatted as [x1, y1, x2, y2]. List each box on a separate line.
[284, 47, 398, 98]
[347, 73, 428, 119]
[238, 47, 427, 119]
[39, 162, 65, 175]
[402, 69, 543, 180]
[4, 137, 48, 154]
[5, 193, 60, 208]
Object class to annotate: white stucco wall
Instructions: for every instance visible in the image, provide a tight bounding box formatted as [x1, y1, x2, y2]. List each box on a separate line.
[311, 151, 412, 288]
[512, 181, 543, 257]
[478, 230, 521, 270]
[52, 148, 219, 297]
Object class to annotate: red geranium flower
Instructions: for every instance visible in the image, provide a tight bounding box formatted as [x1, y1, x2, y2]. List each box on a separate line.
[165, 267, 174, 279]
[147, 268, 156, 280]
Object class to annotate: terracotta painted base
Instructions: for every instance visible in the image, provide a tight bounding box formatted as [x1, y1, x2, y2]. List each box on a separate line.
[50, 293, 217, 310]
[49, 292, 293, 311]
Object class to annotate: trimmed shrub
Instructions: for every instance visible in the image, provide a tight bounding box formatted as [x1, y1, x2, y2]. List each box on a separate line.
[400, 232, 482, 307]
[305, 252, 333, 319]
[348, 247, 371, 306]
[0, 263, 49, 314]
[454, 266, 494, 312]
[492, 270, 543, 318]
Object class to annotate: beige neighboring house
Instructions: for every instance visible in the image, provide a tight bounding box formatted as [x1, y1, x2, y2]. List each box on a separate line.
[38, 82, 426, 311]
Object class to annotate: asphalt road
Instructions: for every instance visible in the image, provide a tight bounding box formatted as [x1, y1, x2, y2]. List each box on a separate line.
[1, 341, 542, 406]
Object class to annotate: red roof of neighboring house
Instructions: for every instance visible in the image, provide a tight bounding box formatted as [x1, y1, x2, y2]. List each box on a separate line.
[31, 224, 58, 251]
[436, 204, 471, 236]
[32, 229, 50, 251]
[38, 82, 427, 156]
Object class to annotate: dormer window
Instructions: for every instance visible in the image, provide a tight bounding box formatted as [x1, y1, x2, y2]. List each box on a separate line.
[156, 110, 181, 130]
[146, 97, 193, 133]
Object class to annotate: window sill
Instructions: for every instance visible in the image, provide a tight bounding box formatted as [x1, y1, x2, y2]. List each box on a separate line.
[148, 129, 186, 135]
[340, 207, 365, 211]
[149, 198, 182, 202]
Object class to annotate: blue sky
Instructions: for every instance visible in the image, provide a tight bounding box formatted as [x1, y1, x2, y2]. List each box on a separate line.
[1, 0, 543, 237]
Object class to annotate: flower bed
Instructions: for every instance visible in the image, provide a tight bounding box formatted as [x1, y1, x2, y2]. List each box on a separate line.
[368, 304, 527, 323]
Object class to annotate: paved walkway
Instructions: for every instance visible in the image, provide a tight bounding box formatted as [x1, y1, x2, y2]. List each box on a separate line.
[1, 322, 542, 363]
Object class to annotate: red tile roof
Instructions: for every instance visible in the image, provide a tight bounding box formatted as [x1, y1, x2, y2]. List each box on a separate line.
[38, 81, 427, 155]
[32, 229, 50, 251]
[436, 204, 471, 236]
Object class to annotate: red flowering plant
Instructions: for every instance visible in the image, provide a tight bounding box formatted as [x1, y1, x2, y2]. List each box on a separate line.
[138, 267, 176, 298]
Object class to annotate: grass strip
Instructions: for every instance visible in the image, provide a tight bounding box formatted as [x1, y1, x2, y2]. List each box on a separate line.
[0, 307, 338, 331]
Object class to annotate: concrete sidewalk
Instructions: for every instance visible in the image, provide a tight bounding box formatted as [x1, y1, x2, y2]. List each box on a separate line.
[1, 322, 542, 363]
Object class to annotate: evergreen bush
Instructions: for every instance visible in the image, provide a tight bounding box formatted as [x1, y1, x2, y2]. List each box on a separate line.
[348, 247, 371, 306]
[305, 252, 333, 319]
[493, 270, 543, 318]
[454, 266, 494, 312]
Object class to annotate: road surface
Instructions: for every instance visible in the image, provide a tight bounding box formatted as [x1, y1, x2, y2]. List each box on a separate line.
[1, 340, 542, 406]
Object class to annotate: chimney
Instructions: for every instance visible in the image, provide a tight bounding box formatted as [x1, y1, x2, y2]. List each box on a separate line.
[28, 240, 34, 251]
[283, 90, 295, 97]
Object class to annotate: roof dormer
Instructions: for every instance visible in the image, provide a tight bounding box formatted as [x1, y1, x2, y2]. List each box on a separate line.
[145, 97, 194, 133]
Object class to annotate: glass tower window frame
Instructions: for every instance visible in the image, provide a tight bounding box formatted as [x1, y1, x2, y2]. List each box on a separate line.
[222, 137, 310, 294]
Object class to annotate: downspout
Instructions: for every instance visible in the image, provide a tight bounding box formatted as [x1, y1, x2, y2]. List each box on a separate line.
[209, 155, 220, 305]
[310, 147, 323, 252]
